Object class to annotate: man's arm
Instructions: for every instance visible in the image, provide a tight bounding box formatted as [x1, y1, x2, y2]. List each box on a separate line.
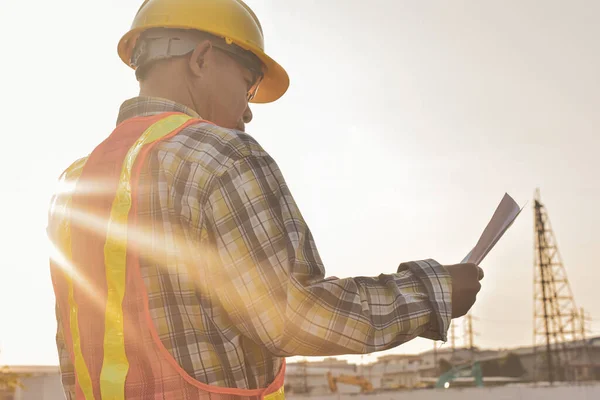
[203, 154, 452, 357]
[55, 305, 75, 400]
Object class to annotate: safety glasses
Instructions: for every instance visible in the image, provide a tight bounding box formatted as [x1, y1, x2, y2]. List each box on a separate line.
[211, 45, 264, 102]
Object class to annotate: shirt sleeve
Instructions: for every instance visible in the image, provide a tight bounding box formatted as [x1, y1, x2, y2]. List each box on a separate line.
[204, 154, 452, 357]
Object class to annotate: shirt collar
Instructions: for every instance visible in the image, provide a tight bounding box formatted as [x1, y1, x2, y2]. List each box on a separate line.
[116, 96, 202, 125]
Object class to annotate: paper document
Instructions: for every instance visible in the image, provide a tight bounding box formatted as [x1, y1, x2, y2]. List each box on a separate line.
[462, 193, 524, 265]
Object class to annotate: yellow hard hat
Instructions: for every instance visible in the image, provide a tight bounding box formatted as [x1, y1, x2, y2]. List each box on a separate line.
[118, 0, 289, 103]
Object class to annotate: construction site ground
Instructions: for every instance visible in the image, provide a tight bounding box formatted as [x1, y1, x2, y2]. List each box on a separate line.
[287, 383, 600, 400]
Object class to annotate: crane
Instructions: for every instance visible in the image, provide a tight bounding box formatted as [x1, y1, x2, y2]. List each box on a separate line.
[326, 371, 374, 394]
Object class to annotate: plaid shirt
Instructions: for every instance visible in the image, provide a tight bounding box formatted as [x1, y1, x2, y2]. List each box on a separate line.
[54, 97, 452, 395]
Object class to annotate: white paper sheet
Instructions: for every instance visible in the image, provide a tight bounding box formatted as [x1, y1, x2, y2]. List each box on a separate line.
[462, 193, 524, 265]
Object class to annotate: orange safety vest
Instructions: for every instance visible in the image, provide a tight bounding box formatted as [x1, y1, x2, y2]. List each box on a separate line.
[49, 113, 286, 400]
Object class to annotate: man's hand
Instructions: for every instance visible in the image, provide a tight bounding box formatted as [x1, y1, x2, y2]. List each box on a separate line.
[444, 263, 484, 318]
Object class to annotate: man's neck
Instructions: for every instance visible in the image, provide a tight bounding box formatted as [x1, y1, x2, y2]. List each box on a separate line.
[139, 78, 199, 116]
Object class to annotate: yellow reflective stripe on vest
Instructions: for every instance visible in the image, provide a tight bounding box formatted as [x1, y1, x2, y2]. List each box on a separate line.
[264, 386, 285, 400]
[59, 157, 96, 400]
[100, 114, 193, 399]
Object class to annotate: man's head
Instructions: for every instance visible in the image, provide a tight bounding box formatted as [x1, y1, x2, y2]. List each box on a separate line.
[118, 0, 289, 126]
[134, 29, 263, 131]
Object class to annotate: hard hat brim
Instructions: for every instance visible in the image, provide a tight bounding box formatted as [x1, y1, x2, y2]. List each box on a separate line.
[118, 27, 290, 104]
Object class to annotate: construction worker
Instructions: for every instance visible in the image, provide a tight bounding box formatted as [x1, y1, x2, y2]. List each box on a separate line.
[48, 1, 484, 399]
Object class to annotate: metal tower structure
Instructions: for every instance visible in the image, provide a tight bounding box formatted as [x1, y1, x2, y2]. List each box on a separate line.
[532, 189, 583, 383]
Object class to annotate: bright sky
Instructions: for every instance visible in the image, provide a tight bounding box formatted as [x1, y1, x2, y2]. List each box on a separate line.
[1, 0, 599, 367]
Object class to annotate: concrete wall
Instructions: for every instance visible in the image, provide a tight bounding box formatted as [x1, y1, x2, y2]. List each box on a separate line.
[288, 383, 600, 400]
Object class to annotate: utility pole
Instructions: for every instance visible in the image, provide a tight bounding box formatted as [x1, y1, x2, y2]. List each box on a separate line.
[300, 358, 308, 393]
[532, 189, 582, 384]
[464, 313, 478, 362]
[580, 308, 592, 341]
[467, 315, 473, 350]
[579, 307, 594, 380]
[450, 321, 456, 354]
[433, 341, 438, 376]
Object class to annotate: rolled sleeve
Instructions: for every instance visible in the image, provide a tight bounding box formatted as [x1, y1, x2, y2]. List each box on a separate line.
[399, 260, 452, 341]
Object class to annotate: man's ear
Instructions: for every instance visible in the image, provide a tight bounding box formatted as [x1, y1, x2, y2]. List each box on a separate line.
[188, 40, 212, 78]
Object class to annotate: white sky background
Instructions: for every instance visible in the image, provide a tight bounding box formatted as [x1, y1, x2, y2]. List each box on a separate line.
[0, 0, 599, 366]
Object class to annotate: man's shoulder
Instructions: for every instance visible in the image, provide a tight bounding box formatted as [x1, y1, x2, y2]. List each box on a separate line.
[158, 120, 270, 176]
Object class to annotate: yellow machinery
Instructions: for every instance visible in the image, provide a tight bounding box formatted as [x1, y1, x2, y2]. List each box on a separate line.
[326, 371, 374, 394]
